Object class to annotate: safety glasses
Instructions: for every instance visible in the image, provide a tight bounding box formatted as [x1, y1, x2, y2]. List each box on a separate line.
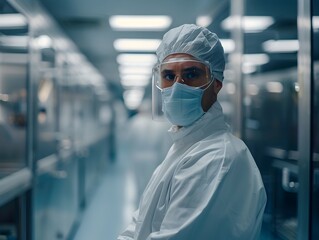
[153, 59, 212, 90]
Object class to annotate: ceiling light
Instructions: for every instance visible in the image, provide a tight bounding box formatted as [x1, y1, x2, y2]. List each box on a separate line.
[262, 40, 299, 53]
[0, 36, 28, 48]
[0, 14, 27, 28]
[117, 54, 157, 66]
[36, 35, 53, 49]
[243, 17, 274, 32]
[220, 39, 235, 53]
[196, 15, 212, 27]
[243, 54, 269, 65]
[266, 82, 283, 93]
[109, 15, 172, 31]
[123, 89, 145, 110]
[114, 39, 161, 52]
[313, 16, 319, 30]
[242, 54, 269, 74]
[242, 64, 257, 74]
[120, 74, 150, 87]
[222, 16, 274, 32]
[119, 66, 153, 75]
[38, 79, 53, 103]
[121, 79, 149, 87]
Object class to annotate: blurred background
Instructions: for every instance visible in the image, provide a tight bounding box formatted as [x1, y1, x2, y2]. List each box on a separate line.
[0, 0, 318, 239]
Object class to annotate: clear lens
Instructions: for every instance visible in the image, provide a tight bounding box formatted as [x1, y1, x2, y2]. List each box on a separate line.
[152, 72, 164, 120]
[153, 59, 211, 90]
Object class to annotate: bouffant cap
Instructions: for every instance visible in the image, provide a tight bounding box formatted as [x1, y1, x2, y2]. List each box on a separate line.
[156, 24, 225, 82]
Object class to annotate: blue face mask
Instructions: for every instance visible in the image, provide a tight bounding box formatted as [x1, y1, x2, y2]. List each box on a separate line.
[161, 82, 206, 127]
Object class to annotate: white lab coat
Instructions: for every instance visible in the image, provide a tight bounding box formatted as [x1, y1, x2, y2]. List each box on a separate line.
[118, 101, 267, 240]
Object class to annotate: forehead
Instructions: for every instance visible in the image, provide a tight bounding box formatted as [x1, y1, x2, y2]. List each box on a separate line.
[160, 54, 207, 71]
[162, 53, 197, 63]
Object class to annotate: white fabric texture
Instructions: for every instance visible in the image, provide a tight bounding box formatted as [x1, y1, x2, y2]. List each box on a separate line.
[118, 101, 267, 240]
[156, 24, 225, 82]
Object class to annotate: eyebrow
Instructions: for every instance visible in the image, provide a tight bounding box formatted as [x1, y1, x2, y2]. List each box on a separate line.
[161, 66, 203, 72]
[183, 66, 201, 70]
[161, 69, 174, 74]
[183, 66, 205, 73]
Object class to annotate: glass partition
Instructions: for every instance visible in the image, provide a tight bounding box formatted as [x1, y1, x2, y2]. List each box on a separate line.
[56, 62, 74, 156]
[312, 0, 319, 238]
[0, 0, 29, 178]
[36, 47, 57, 160]
[242, 0, 299, 238]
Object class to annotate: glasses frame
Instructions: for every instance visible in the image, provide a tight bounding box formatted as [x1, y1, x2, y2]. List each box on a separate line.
[153, 59, 213, 90]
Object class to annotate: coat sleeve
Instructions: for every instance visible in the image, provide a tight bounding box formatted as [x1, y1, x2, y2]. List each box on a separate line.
[117, 209, 139, 240]
[146, 145, 266, 240]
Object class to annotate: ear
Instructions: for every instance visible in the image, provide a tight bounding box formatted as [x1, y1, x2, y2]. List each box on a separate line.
[213, 80, 223, 94]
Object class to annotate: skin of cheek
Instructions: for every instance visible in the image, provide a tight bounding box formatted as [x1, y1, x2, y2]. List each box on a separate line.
[201, 80, 222, 112]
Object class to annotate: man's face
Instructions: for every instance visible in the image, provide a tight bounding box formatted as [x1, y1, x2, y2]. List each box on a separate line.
[160, 54, 211, 89]
[163, 53, 222, 112]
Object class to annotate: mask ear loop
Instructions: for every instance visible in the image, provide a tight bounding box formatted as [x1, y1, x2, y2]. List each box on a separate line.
[201, 79, 214, 90]
[195, 71, 215, 90]
[193, 75, 214, 90]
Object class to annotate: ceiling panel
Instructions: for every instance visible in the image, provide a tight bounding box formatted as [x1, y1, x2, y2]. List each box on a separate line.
[40, 0, 229, 85]
[39, 0, 300, 96]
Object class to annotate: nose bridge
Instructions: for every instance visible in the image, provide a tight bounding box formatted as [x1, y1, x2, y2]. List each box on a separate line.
[175, 74, 184, 83]
[174, 63, 184, 83]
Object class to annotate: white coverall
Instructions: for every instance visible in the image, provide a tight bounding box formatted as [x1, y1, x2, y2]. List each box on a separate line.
[118, 101, 267, 240]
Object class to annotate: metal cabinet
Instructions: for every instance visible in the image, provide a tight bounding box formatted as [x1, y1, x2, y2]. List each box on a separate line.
[0, 1, 31, 239]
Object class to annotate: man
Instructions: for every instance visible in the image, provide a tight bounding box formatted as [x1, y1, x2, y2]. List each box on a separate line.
[118, 24, 266, 240]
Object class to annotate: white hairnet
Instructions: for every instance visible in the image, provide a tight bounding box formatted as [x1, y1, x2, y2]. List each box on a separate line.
[156, 24, 225, 82]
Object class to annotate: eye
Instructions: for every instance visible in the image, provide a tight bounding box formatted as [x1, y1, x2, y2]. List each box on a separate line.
[161, 71, 175, 81]
[183, 68, 201, 80]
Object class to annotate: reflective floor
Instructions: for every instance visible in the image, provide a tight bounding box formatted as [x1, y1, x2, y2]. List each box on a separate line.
[71, 118, 288, 240]
[73, 157, 137, 240]
[72, 156, 277, 240]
